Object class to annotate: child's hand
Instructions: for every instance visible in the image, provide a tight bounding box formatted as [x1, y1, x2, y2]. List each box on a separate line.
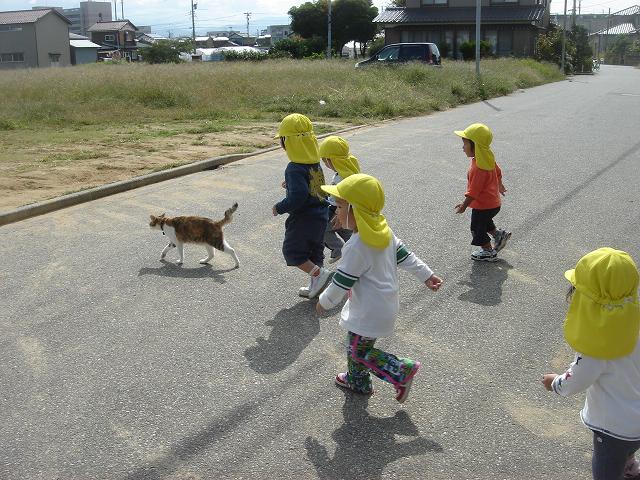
[454, 204, 466, 214]
[315, 302, 325, 315]
[425, 274, 443, 291]
[281, 181, 287, 189]
[541, 373, 558, 391]
[499, 182, 507, 196]
[272, 205, 278, 216]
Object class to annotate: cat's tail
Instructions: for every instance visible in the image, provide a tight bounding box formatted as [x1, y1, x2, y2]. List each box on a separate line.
[219, 202, 238, 226]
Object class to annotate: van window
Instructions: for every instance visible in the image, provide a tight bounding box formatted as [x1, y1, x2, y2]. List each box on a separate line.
[377, 46, 401, 61]
[401, 45, 427, 61]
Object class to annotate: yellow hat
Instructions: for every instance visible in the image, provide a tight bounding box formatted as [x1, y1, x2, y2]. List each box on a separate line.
[321, 174, 391, 249]
[318, 136, 361, 179]
[275, 113, 319, 165]
[563, 247, 640, 360]
[454, 123, 496, 171]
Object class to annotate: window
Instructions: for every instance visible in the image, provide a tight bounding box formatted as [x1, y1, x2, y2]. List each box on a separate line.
[377, 46, 401, 61]
[402, 45, 427, 61]
[421, 0, 447, 5]
[497, 30, 513, 55]
[0, 52, 24, 62]
[125, 31, 133, 41]
[104, 34, 115, 41]
[491, 0, 518, 4]
[485, 30, 497, 54]
[49, 53, 61, 66]
[0, 24, 23, 32]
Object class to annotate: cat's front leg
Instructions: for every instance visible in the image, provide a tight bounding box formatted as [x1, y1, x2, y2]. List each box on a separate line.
[160, 241, 174, 260]
[175, 242, 184, 264]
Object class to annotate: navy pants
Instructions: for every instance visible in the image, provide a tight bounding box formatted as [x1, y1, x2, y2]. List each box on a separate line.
[592, 430, 640, 480]
[470, 207, 500, 246]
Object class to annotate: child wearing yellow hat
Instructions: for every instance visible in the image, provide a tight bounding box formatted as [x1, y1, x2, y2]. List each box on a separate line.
[541, 248, 640, 480]
[454, 123, 510, 262]
[316, 174, 443, 403]
[319, 135, 361, 264]
[272, 113, 332, 299]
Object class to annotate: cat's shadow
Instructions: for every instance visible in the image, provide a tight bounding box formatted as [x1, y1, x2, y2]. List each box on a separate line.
[138, 260, 235, 283]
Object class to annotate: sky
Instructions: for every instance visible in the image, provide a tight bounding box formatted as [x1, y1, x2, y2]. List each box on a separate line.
[0, 0, 636, 36]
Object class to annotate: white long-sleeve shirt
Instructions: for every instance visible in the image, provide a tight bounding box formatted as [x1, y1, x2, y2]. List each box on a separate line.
[551, 339, 640, 441]
[318, 232, 433, 338]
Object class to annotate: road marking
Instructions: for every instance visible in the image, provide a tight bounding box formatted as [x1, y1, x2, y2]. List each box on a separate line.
[503, 396, 583, 438]
[17, 336, 46, 373]
[507, 268, 540, 285]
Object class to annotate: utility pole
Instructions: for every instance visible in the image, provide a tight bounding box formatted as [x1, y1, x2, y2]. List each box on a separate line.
[572, 0, 577, 28]
[120, 0, 124, 20]
[244, 12, 251, 41]
[191, 0, 196, 54]
[327, 0, 332, 59]
[561, 0, 567, 73]
[112, 0, 117, 20]
[475, 0, 481, 75]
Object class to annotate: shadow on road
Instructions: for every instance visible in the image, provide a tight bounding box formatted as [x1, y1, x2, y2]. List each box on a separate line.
[137, 260, 235, 283]
[244, 300, 320, 374]
[125, 399, 261, 480]
[305, 393, 443, 480]
[457, 259, 513, 306]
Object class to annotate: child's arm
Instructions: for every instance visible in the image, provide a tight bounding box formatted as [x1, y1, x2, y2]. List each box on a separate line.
[542, 353, 606, 397]
[395, 237, 443, 291]
[274, 165, 309, 215]
[318, 249, 368, 313]
[496, 164, 507, 196]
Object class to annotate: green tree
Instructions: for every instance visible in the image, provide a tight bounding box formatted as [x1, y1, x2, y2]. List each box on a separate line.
[459, 40, 492, 60]
[605, 34, 634, 64]
[535, 23, 576, 73]
[288, 0, 378, 56]
[140, 39, 193, 64]
[270, 36, 326, 59]
[570, 25, 593, 72]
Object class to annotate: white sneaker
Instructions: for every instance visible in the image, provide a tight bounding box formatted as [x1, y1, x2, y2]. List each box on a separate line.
[308, 268, 333, 299]
[328, 255, 342, 264]
[298, 286, 310, 298]
[471, 248, 498, 262]
[492, 229, 511, 252]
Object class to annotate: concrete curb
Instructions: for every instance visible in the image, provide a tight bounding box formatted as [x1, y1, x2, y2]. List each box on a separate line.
[0, 125, 366, 227]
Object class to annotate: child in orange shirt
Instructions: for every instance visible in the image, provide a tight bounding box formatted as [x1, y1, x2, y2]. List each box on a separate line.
[454, 123, 510, 262]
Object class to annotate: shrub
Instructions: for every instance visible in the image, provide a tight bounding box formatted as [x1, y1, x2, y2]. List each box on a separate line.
[223, 50, 268, 62]
[459, 40, 492, 60]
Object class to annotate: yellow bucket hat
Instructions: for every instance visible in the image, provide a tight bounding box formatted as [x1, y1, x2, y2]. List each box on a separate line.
[321, 174, 391, 249]
[275, 113, 319, 165]
[454, 123, 496, 171]
[318, 136, 361, 179]
[563, 247, 640, 360]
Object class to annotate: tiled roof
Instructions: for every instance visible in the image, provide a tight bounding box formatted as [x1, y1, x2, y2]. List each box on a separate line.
[612, 5, 640, 16]
[70, 39, 101, 48]
[87, 20, 137, 32]
[374, 5, 545, 24]
[0, 8, 70, 25]
[591, 22, 638, 35]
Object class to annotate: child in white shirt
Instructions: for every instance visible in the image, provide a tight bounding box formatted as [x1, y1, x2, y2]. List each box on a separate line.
[542, 248, 640, 480]
[316, 174, 442, 403]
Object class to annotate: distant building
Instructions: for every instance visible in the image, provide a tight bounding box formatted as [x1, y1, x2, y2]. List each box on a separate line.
[267, 24, 291, 44]
[88, 19, 138, 60]
[69, 32, 100, 64]
[0, 8, 71, 69]
[34, 1, 111, 36]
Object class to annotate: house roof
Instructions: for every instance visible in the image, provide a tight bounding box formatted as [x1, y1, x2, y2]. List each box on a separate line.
[69, 32, 88, 39]
[0, 8, 71, 25]
[611, 5, 640, 16]
[374, 5, 546, 24]
[591, 22, 638, 35]
[87, 20, 137, 32]
[70, 39, 101, 48]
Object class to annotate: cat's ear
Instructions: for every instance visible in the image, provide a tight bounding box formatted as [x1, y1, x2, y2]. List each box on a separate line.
[159, 213, 166, 217]
[149, 215, 155, 220]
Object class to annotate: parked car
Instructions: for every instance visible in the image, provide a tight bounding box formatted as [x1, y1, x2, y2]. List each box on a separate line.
[355, 43, 441, 68]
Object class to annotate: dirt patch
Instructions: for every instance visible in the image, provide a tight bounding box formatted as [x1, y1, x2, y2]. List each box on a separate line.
[0, 120, 351, 212]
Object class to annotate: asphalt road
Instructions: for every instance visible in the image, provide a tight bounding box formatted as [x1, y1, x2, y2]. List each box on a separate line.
[1, 65, 639, 480]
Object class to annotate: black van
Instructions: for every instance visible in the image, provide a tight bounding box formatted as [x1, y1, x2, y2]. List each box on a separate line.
[355, 43, 441, 68]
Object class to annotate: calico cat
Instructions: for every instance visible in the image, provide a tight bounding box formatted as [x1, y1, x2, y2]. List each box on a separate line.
[149, 203, 240, 267]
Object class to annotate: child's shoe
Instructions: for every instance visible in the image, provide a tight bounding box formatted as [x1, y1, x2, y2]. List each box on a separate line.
[624, 457, 640, 480]
[308, 268, 333, 298]
[492, 229, 512, 252]
[334, 372, 374, 395]
[395, 361, 421, 403]
[471, 248, 498, 262]
[298, 286, 310, 298]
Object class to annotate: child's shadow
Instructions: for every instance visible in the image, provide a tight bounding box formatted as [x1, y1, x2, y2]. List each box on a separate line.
[244, 301, 319, 374]
[305, 394, 443, 480]
[457, 259, 513, 306]
[138, 260, 234, 284]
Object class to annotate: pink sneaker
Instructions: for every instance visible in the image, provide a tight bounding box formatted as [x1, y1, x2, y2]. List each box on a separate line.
[395, 361, 421, 403]
[334, 373, 373, 395]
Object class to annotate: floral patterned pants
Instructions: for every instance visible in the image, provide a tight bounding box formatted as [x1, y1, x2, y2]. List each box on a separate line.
[346, 331, 420, 394]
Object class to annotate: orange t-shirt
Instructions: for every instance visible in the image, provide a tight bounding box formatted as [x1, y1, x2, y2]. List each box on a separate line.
[465, 158, 502, 210]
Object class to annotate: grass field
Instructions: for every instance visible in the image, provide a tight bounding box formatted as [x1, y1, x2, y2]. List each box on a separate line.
[0, 58, 563, 211]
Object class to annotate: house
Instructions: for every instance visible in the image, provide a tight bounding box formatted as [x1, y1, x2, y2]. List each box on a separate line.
[88, 19, 138, 61]
[195, 35, 214, 48]
[69, 32, 100, 64]
[587, 5, 640, 59]
[0, 8, 71, 69]
[136, 32, 167, 46]
[373, 0, 551, 59]
[266, 24, 292, 44]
